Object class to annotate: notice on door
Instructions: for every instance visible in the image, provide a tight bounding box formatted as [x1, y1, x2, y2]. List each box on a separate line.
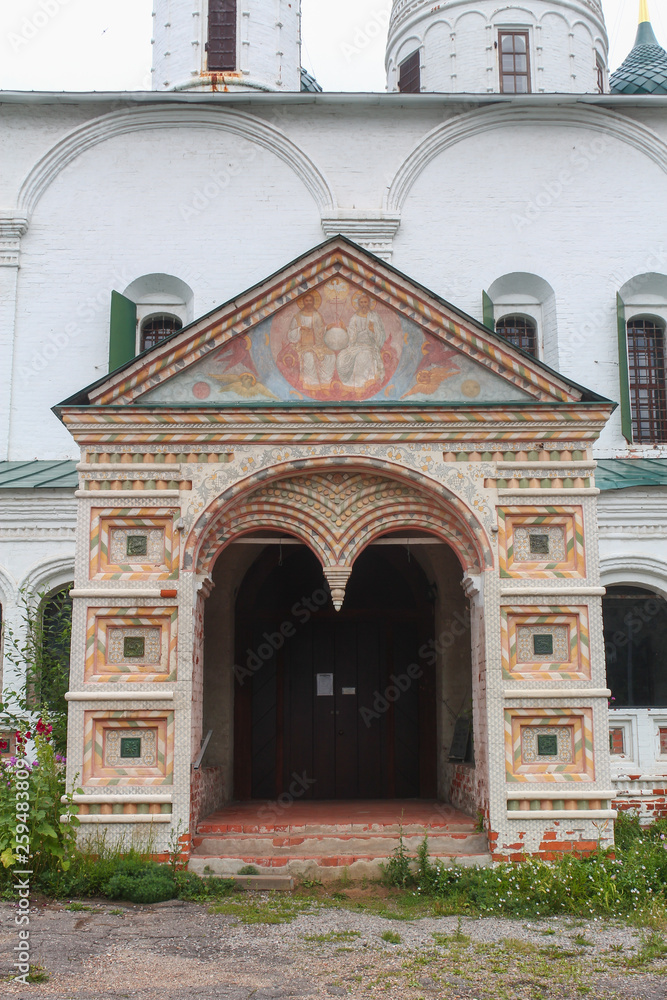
[316, 673, 334, 697]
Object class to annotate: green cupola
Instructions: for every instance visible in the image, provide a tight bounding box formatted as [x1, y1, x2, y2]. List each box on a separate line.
[610, 0, 667, 94]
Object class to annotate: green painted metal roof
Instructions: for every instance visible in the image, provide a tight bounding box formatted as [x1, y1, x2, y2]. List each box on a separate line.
[0, 461, 78, 489]
[596, 459, 667, 491]
[610, 21, 667, 94]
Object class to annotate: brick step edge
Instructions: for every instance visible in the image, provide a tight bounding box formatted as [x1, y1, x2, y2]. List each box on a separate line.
[190, 852, 493, 865]
[196, 824, 477, 836]
[189, 854, 494, 879]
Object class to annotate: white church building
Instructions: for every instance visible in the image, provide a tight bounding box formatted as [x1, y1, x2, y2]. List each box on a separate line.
[1, 0, 667, 872]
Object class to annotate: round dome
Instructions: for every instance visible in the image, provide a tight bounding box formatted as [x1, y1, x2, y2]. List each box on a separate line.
[610, 20, 667, 94]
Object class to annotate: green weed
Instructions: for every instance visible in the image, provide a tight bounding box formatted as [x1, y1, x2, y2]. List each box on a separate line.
[381, 930, 401, 944]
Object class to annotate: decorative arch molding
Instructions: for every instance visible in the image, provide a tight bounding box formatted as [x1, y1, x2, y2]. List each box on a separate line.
[20, 556, 75, 600]
[385, 106, 667, 214]
[600, 556, 667, 602]
[17, 106, 337, 217]
[0, 566, 19, 609]
[184, 457, 491, 607]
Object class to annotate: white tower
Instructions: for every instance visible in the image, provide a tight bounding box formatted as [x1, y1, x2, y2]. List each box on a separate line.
[386, 0, 609, 94]
[152, 0, 302, 93]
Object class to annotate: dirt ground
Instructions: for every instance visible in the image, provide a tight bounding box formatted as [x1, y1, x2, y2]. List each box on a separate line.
[1, 896, 666, 1000]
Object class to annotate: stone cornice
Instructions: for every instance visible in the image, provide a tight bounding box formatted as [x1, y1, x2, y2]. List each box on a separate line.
[59, 403, 613, 447]
[0, 212, 29, 267]
[320, 214, 401, 261]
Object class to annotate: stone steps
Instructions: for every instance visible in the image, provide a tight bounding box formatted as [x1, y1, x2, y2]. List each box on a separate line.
[189, 802, 490, 880]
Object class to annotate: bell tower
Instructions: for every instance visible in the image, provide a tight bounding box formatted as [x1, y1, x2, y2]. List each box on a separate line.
[152, 0, 302, 93]
[386, 0, 609, 94]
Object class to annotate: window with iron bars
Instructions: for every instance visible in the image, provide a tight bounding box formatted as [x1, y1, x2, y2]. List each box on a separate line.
[140, 314, 183, 352]
[495, 314, 538, 357]
[627, 317, 667, 443]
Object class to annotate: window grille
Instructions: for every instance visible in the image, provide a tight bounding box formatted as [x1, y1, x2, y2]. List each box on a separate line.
[627, 317, 667, 443]
[140, 315, 183, 352]
[499, 31, 531, 93]
[398, 51, 421, 94]
[495, 314, 538, 356]
[208, 0, 237, 72]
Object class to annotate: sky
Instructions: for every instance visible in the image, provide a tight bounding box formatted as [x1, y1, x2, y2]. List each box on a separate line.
[0, 0, 664, 93]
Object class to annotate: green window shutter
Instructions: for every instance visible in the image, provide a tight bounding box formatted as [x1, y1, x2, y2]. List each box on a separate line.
[109, 291, 137, 373]
[616, 293, 633, 443]
[482, 290, 495, 331]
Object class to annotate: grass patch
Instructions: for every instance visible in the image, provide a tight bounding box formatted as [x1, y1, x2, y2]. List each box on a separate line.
[625, 931, 667, 968]
[305, 930, 361, 943]
[64, 902, 93, 912]
[381, 930, 402, 944]
[209, 895, 311, 925]
[27, 965, 49, 984]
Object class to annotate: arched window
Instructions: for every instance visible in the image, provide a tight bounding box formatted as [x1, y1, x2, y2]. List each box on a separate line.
[495, 314, 538, 356]
[603, 585, 667, 707]
[34, 585, 72, 753]
[140, 314, 183, 353]
[626, 316, 667, 443]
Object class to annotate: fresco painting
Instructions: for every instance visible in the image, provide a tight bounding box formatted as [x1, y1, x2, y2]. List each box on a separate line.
[141, 279, 532, 405]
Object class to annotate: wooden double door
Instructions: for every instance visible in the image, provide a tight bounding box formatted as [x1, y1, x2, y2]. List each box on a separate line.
[234, 546, 436, 800]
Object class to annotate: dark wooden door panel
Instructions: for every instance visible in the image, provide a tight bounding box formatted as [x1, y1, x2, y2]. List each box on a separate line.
[356, 621, 385, 798]
[333, 622, 360, 798]
[312, 621, 336, 799]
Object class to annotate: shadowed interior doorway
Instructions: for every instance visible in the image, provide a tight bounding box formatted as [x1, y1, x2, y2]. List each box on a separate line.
[233, 544, 437, 800]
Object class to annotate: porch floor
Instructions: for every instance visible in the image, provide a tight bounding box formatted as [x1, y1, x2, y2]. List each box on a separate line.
[197, 799, 475, 834]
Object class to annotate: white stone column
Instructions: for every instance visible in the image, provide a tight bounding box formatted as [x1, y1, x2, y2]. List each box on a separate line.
[0, 213, 29, 461]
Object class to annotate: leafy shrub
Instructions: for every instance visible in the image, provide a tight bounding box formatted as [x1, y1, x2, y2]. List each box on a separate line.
[238, 864, 259, 875]
[103, 860, 176, 904]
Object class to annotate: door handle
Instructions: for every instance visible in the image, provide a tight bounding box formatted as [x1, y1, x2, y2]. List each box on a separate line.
[338, 729, 344, 736]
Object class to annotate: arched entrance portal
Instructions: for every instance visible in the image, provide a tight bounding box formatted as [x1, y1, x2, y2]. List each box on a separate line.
[233, 544, 437, 801]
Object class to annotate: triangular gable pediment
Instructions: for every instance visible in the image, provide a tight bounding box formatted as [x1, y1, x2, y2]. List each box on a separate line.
[85, 239, 585, 408]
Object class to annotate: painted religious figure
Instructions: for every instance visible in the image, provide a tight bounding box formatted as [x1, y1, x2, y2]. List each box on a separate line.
[286, 292, 336, 389]
[336, 293, 387, 389]
[141, 276, 524, 406]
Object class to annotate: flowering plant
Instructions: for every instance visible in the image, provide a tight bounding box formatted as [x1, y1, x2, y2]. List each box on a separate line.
[0, 717, 79, 874]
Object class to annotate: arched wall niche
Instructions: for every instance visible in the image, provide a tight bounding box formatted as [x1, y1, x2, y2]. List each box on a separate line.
[16, 106, 337, 218]
[619, 272, 667, 324]
[487, 272, 558, 367]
